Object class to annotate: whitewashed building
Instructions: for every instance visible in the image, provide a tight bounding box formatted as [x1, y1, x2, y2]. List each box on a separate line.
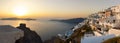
[0, 25, 24, 43]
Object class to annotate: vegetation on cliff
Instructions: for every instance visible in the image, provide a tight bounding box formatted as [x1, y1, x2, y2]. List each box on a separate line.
[103, 37, 120, 43]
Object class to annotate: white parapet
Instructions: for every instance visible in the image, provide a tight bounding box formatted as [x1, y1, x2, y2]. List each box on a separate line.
[0, 25, 24, 43]
[108, 29, 120, 36]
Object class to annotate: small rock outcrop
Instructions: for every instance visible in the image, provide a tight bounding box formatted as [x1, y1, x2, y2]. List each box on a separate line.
[16, 23, 43, 43]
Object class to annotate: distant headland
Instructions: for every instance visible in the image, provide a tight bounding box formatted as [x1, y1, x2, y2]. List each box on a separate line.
[0, 17, 36, 21]
[50, 18, 85, 24]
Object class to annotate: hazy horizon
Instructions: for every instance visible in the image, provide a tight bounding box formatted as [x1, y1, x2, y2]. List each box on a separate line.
[0, 0, 120, 18]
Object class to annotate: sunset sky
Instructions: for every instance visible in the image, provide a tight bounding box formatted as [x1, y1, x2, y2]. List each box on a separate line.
[0, 0, 120, 18]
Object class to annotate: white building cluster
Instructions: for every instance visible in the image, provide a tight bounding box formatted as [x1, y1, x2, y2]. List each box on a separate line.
[88, 5, 120, 31]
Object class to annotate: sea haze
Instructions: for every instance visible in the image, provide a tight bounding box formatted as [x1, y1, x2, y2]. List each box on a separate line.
[0, 20, 76, 40]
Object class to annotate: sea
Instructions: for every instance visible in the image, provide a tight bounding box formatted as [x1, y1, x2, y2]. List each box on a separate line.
[0, 20, 76, 41]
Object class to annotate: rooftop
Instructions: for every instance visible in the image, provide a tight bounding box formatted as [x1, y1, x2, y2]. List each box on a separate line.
[0, 25, 24, 43]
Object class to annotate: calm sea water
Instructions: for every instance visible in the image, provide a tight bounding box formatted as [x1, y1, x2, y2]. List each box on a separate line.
[0, 20, 75, 41]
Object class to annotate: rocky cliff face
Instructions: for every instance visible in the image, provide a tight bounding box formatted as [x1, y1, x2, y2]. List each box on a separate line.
[15, 23, 43, 43]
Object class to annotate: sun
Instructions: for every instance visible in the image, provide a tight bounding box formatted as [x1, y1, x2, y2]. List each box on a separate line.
[13, 6, 28, 16]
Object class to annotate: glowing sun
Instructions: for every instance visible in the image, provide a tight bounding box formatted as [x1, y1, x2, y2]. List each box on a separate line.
[13, 6, 28, 16]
